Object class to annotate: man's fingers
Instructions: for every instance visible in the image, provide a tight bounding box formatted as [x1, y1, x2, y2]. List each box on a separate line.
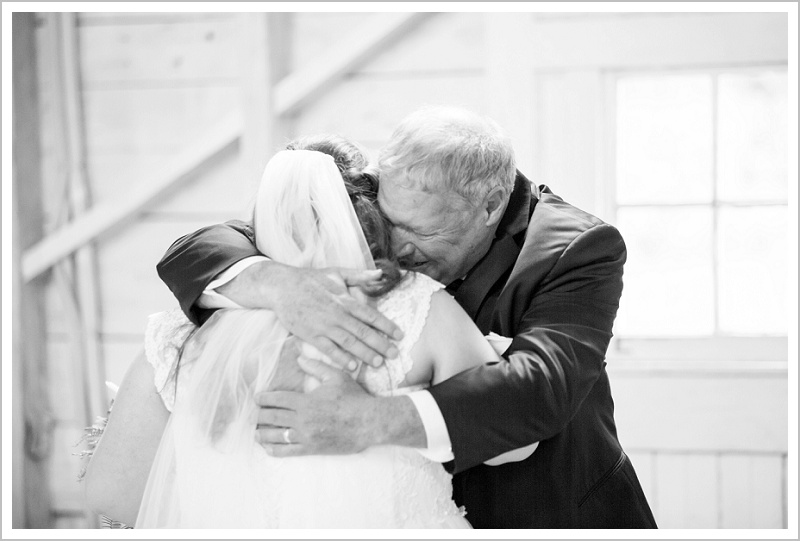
[296, 356, 348, 384]
[255, 390, 300, 409]
[324, 326, 389, 368]
[339, 268, 384, 287]
[309, 337, 359, 371]
[336, 316, 399, 364]
[314, 331, 384, 370]
[256, 406, 297, 427]
[255, 427, 302, 445]
[345, 297, 404, 341]
[277, 265, 404, 369]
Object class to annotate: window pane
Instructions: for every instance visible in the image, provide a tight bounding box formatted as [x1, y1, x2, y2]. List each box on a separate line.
[616, 75, 714, 205]
[718, 206, 787, 334]
[717, 71, 788, 203]
[615, 207, 715, 336]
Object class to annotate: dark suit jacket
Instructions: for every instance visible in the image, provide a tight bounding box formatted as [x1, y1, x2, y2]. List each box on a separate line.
[433, 174, 656, 528]
[156, 172, 656, 529]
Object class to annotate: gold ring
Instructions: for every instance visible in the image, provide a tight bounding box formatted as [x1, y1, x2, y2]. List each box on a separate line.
[282, 428, 291, 444]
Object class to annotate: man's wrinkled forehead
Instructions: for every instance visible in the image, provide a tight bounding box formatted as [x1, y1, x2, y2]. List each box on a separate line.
[380, 166, 435, 193]
[377, 179, 421, 214]
[381, 181, 473, 231]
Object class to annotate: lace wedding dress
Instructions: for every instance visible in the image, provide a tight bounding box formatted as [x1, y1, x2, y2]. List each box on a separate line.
[132, 145, 471, 529]
[135, 272, 470, 529]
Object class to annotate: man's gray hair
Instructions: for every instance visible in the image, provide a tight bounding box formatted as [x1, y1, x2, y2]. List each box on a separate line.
[379, 105, 516, 204]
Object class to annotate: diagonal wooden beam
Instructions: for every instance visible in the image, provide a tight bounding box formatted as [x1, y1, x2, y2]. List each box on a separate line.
[22, 113, 242, 282]
[22, 13, 431, 282]
[274, 12, 432, 117]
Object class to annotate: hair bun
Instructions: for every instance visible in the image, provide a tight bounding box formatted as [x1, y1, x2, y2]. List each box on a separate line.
[345, 166, 379, 202]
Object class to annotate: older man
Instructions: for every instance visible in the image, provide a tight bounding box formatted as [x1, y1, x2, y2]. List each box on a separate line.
[156, 106, 656, 528]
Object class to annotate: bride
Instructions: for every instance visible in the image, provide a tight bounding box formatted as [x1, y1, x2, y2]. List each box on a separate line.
[83, 136, 509, 528]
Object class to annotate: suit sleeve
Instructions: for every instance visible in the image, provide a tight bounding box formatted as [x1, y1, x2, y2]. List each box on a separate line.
[156, 221, 259, 325]
[428, 223, 626, 473]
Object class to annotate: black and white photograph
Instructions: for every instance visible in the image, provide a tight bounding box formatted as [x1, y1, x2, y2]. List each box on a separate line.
[2, 2, 797, 536]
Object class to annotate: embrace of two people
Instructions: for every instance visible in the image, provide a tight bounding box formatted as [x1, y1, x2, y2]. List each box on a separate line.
[83, 105, 657, 529]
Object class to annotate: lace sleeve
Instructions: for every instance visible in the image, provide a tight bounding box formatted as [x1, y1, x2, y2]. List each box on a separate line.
[362, 273, 444, 394]
[143, 309, 196, 412]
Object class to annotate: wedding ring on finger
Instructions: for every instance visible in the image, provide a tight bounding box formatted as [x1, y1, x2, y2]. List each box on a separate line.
[282, 428, 292, 444]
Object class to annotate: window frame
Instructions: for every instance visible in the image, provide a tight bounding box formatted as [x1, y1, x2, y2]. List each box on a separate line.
[600, 65, 790, 367]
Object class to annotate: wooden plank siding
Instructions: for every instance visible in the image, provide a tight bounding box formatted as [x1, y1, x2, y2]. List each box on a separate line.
[35, 12, 250, 527]
[609, 365, 788, 454]
[23, 10, 789, 529]
[77, 17, 243, 85]
[22, 112, 242, 281]
[626, 450, 788, 529]
[274, 13, 434, 117]
[612, 364, 789, 528]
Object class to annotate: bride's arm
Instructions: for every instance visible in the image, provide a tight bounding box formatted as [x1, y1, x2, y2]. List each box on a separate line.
[407, 291, 538, 465]
[406, 290, 501, 387]
[83, 351, 169, 526]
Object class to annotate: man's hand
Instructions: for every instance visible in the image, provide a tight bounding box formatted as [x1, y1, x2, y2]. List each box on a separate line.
[255, 356, 428, 456]
[217, 261, 403, 370]
[254, 357, 378, 456]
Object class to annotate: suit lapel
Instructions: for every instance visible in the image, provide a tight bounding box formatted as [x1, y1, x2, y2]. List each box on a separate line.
[454, 234, 521, 321]
[452, 172, 535, 322]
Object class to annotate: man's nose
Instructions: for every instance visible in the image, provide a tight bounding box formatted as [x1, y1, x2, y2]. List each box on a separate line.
[391, 231, 415, 260]
[395, 244, 415, 263]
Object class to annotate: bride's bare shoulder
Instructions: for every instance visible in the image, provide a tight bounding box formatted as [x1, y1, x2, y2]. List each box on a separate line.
[411, 286, 499, 386]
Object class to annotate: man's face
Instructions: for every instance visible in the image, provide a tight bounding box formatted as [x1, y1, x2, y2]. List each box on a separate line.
[378, 178, 492, 286]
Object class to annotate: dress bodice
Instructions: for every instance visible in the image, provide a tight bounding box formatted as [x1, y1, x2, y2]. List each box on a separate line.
[138, 272, 469, 528]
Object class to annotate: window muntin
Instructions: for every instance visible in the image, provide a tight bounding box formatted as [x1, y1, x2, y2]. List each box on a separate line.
[612, 69, 788, 338]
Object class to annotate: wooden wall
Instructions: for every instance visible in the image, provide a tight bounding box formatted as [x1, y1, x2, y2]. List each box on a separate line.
[23, 10, 789, 529]
[610, 352, 788, 528]
[34, 12, 248, 527]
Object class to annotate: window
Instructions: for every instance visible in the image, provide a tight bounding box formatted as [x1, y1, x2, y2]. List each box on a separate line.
[611, 69, 788, 339]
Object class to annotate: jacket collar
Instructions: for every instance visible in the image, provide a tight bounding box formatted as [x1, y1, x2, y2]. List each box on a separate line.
[497, 170, 536, 237]
[451, 171, 537, 319]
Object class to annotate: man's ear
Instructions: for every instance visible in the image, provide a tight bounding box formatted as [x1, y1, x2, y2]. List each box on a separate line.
[483, 186, 508, 227]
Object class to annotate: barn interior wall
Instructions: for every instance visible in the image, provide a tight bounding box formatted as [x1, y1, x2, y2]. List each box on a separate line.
[22, 10, 789, 529]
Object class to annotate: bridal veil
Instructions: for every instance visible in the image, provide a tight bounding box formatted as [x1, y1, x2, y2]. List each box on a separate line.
[135, 150, 376, 527]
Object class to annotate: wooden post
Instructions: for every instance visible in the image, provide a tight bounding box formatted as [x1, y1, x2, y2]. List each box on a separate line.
[57, 11, 108, 425]
[238, 12, 290, 190]
[12, 11, 54, 529]
[268, 12, 295, 140]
